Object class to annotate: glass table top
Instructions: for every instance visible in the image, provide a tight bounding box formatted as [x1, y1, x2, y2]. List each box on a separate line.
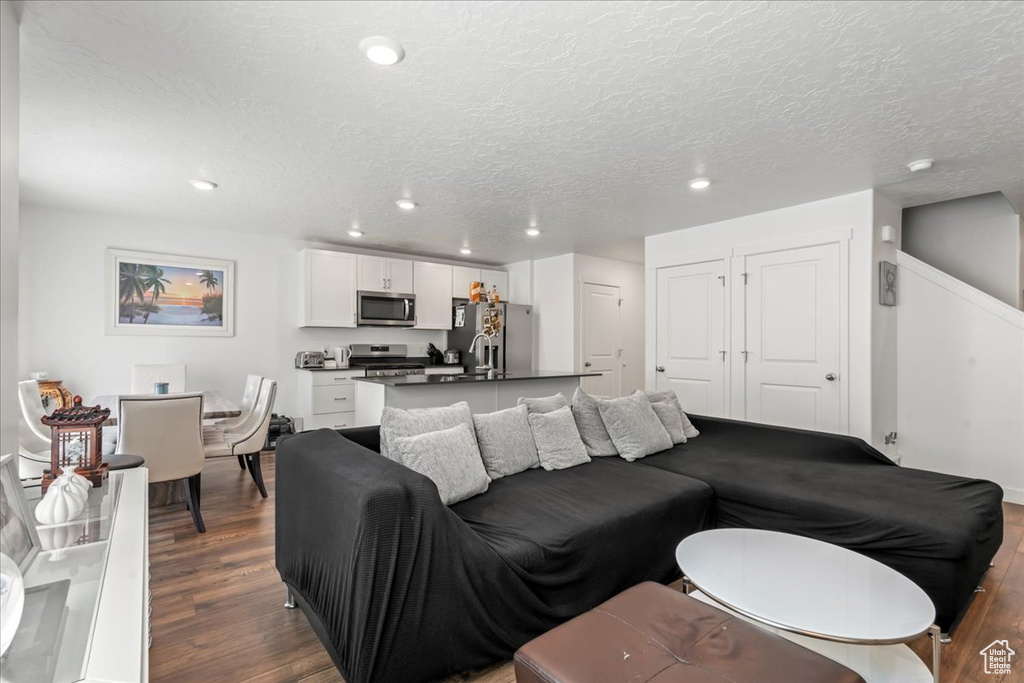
[11, 474, 123, 683]
[675, 528, 936, 644]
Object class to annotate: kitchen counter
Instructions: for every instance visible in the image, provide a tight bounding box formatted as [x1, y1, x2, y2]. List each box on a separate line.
[353, 370, 599, 386]
[353, 371, 601, 425]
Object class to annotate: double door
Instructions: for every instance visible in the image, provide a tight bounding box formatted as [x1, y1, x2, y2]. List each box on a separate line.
[358, 255, 414, 293]
[655, 242, 843, 432]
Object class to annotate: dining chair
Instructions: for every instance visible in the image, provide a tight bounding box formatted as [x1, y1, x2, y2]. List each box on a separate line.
[18, 380, 52, 480]
[117, 393, 206, 533]
[203, 379, 277, 498]
[214, 374, 263, 433]
[131, 364, 187, 394]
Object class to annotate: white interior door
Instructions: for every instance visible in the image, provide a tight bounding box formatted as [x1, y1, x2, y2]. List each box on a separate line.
[743, 243, 841, 432]
[655, 262, 727, 416]
[580, 283, 621, 396]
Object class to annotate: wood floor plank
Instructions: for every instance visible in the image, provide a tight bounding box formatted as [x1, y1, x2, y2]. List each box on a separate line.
[149, 455, 1024, 683]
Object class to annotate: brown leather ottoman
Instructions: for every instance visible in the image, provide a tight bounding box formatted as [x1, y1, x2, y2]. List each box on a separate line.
[514, 582, 864, 683]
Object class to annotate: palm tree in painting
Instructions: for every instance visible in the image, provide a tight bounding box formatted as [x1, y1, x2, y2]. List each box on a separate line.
[119, 263, 148, 323]
[141, 266, 171, 323]
[199, 270, 219, 292]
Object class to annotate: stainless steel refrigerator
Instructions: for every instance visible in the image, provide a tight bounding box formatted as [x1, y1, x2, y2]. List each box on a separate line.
[447, 303, 533, 374]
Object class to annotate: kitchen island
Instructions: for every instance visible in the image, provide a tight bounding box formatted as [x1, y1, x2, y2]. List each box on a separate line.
[353, 371, 600, 426]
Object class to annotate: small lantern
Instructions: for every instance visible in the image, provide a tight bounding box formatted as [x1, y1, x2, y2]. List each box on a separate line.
[40, 396, 111, 493]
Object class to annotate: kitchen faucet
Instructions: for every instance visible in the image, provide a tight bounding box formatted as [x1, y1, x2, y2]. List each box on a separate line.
[469, 333, 496, 379]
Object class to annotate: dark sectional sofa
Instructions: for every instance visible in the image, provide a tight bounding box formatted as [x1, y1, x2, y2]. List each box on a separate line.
[275, 415, 1004, 683]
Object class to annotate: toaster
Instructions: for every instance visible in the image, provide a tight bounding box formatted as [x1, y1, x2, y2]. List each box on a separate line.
[295, 351, 326, 369]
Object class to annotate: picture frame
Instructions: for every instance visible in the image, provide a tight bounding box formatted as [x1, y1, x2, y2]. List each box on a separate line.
[106, 249, 235, 337]
[879, 260, 897, 306]
[0, 453, 41, 574]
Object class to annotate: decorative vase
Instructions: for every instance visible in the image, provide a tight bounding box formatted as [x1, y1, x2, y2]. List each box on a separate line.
[34, 477, 86, 526]
[57, 470, 92, 504]
[0, 553, 25, 657]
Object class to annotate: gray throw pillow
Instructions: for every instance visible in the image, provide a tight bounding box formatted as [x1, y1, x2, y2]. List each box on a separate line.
[472, 404, 540, 479]
[571, 387, 618, 456]
[527, 406, 591, 471]
[380, 401, 476, 461]
[644, 390, 699, 438]
[392, 423, 490, 505]
[596, 393, 673, 461]
[651, 401, 686, 444]
[517, 393, 569, 415]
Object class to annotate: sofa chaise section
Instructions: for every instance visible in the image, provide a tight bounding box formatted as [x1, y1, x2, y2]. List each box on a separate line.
[639, 415, 1004, 631]
[275, 428, 714, 683]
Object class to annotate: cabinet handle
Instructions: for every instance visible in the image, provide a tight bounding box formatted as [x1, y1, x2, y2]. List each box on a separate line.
[334, 397, 348, 401]
[334, 423, 348, 428]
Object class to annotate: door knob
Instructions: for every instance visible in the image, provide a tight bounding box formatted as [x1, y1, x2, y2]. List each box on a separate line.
[656, 366, 666, 373]
[825, 373, 837, 381]
[584, 362, 592, 367]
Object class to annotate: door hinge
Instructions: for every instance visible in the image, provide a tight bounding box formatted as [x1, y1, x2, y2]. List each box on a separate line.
[742, 272, 748, 285]
[717, 275, 725, 287]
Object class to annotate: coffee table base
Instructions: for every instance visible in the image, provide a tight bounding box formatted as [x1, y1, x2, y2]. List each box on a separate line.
[688, 590, 937, 683]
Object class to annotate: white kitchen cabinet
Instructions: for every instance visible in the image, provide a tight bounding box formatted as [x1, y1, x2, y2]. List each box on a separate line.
[300, 249, 357, 327]
[414, 261, 454, 330]
[296, 368, 364, 431]
[452, 266, 482, 300]
[358, 255, 414, 292]
[481, 269, 509, 299]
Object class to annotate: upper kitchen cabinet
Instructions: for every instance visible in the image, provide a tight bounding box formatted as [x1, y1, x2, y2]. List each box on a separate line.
[299, 249, 357, 327]
[413, 261, 454, 330]
[481, 269, 509, 299]
[357, 255, 414, 292]
[452, 266, 481, 300]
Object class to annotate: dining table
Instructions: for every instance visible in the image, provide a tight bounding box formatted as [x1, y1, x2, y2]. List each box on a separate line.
[90, 391, 241, 426]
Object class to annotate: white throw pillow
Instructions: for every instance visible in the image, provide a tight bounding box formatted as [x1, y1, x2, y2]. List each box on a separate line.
[527, 406, 591, 471]
[392, 423, 491, 505]
[472, 404, 540, 479]
[571, 387, 618, 456]
[651, 401, 686, 444]
[517, 393, 569, 415]
[644, 390, 699, 438]
[380, 401, 476, 461]
[596, 393, 673, 461]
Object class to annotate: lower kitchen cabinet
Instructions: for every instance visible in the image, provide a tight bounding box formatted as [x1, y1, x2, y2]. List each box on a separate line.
[296, 369, 363, 431]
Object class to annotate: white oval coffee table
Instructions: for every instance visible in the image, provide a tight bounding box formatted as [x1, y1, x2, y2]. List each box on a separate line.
[676, 529, 941, 683]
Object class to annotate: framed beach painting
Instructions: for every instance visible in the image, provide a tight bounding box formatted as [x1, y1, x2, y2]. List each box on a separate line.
[106, 249, 235, 337]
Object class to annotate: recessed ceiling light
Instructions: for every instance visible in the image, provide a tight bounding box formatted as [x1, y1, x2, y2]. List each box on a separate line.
[907, 159, 934, 172]
[688, 177, 711, 190]
[360, 36, 405, 66]
[191, 179, 218, 191]
[348, 229, 364, 238]
[460, 248, 472, 255]
[525, 228, 541, 237]
[396, 199, 418, 210]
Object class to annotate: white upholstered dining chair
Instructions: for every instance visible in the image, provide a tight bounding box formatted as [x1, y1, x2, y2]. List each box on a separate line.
[117, 393, 206, 533]
[131, 364, 187, 394]
[203, 379, 277, 498]
[214, 374, 263, 433]
[18, 379, 52, 480]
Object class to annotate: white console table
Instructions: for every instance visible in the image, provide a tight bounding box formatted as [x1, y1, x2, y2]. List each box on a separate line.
[11, 468, 150, 683]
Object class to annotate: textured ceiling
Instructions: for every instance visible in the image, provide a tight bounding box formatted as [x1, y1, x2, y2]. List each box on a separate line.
[18, 1, 1024, 265]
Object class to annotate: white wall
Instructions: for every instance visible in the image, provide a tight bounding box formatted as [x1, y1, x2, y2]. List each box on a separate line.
[871, 194, 902, 457]
[573, 254, 645, 395]
[531, 254, 575, 372]
[645, 190, 878, 442]
[1, 0, 19, 459]
[896, 251, 1024, 505]
[902, 193, 1022, 309]
[16, 205, 475, 416]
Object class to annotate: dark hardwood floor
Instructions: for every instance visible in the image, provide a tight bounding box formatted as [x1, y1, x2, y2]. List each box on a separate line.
[149, 454, 1024, 683]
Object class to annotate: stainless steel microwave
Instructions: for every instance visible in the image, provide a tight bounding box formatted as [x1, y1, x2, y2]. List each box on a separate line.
[356, 290, 416, 326]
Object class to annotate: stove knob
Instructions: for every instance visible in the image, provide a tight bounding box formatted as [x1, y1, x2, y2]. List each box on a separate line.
[385, 370, 396, 377]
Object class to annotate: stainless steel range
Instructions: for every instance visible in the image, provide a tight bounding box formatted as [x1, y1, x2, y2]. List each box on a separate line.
[348, 344, 426, 378]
